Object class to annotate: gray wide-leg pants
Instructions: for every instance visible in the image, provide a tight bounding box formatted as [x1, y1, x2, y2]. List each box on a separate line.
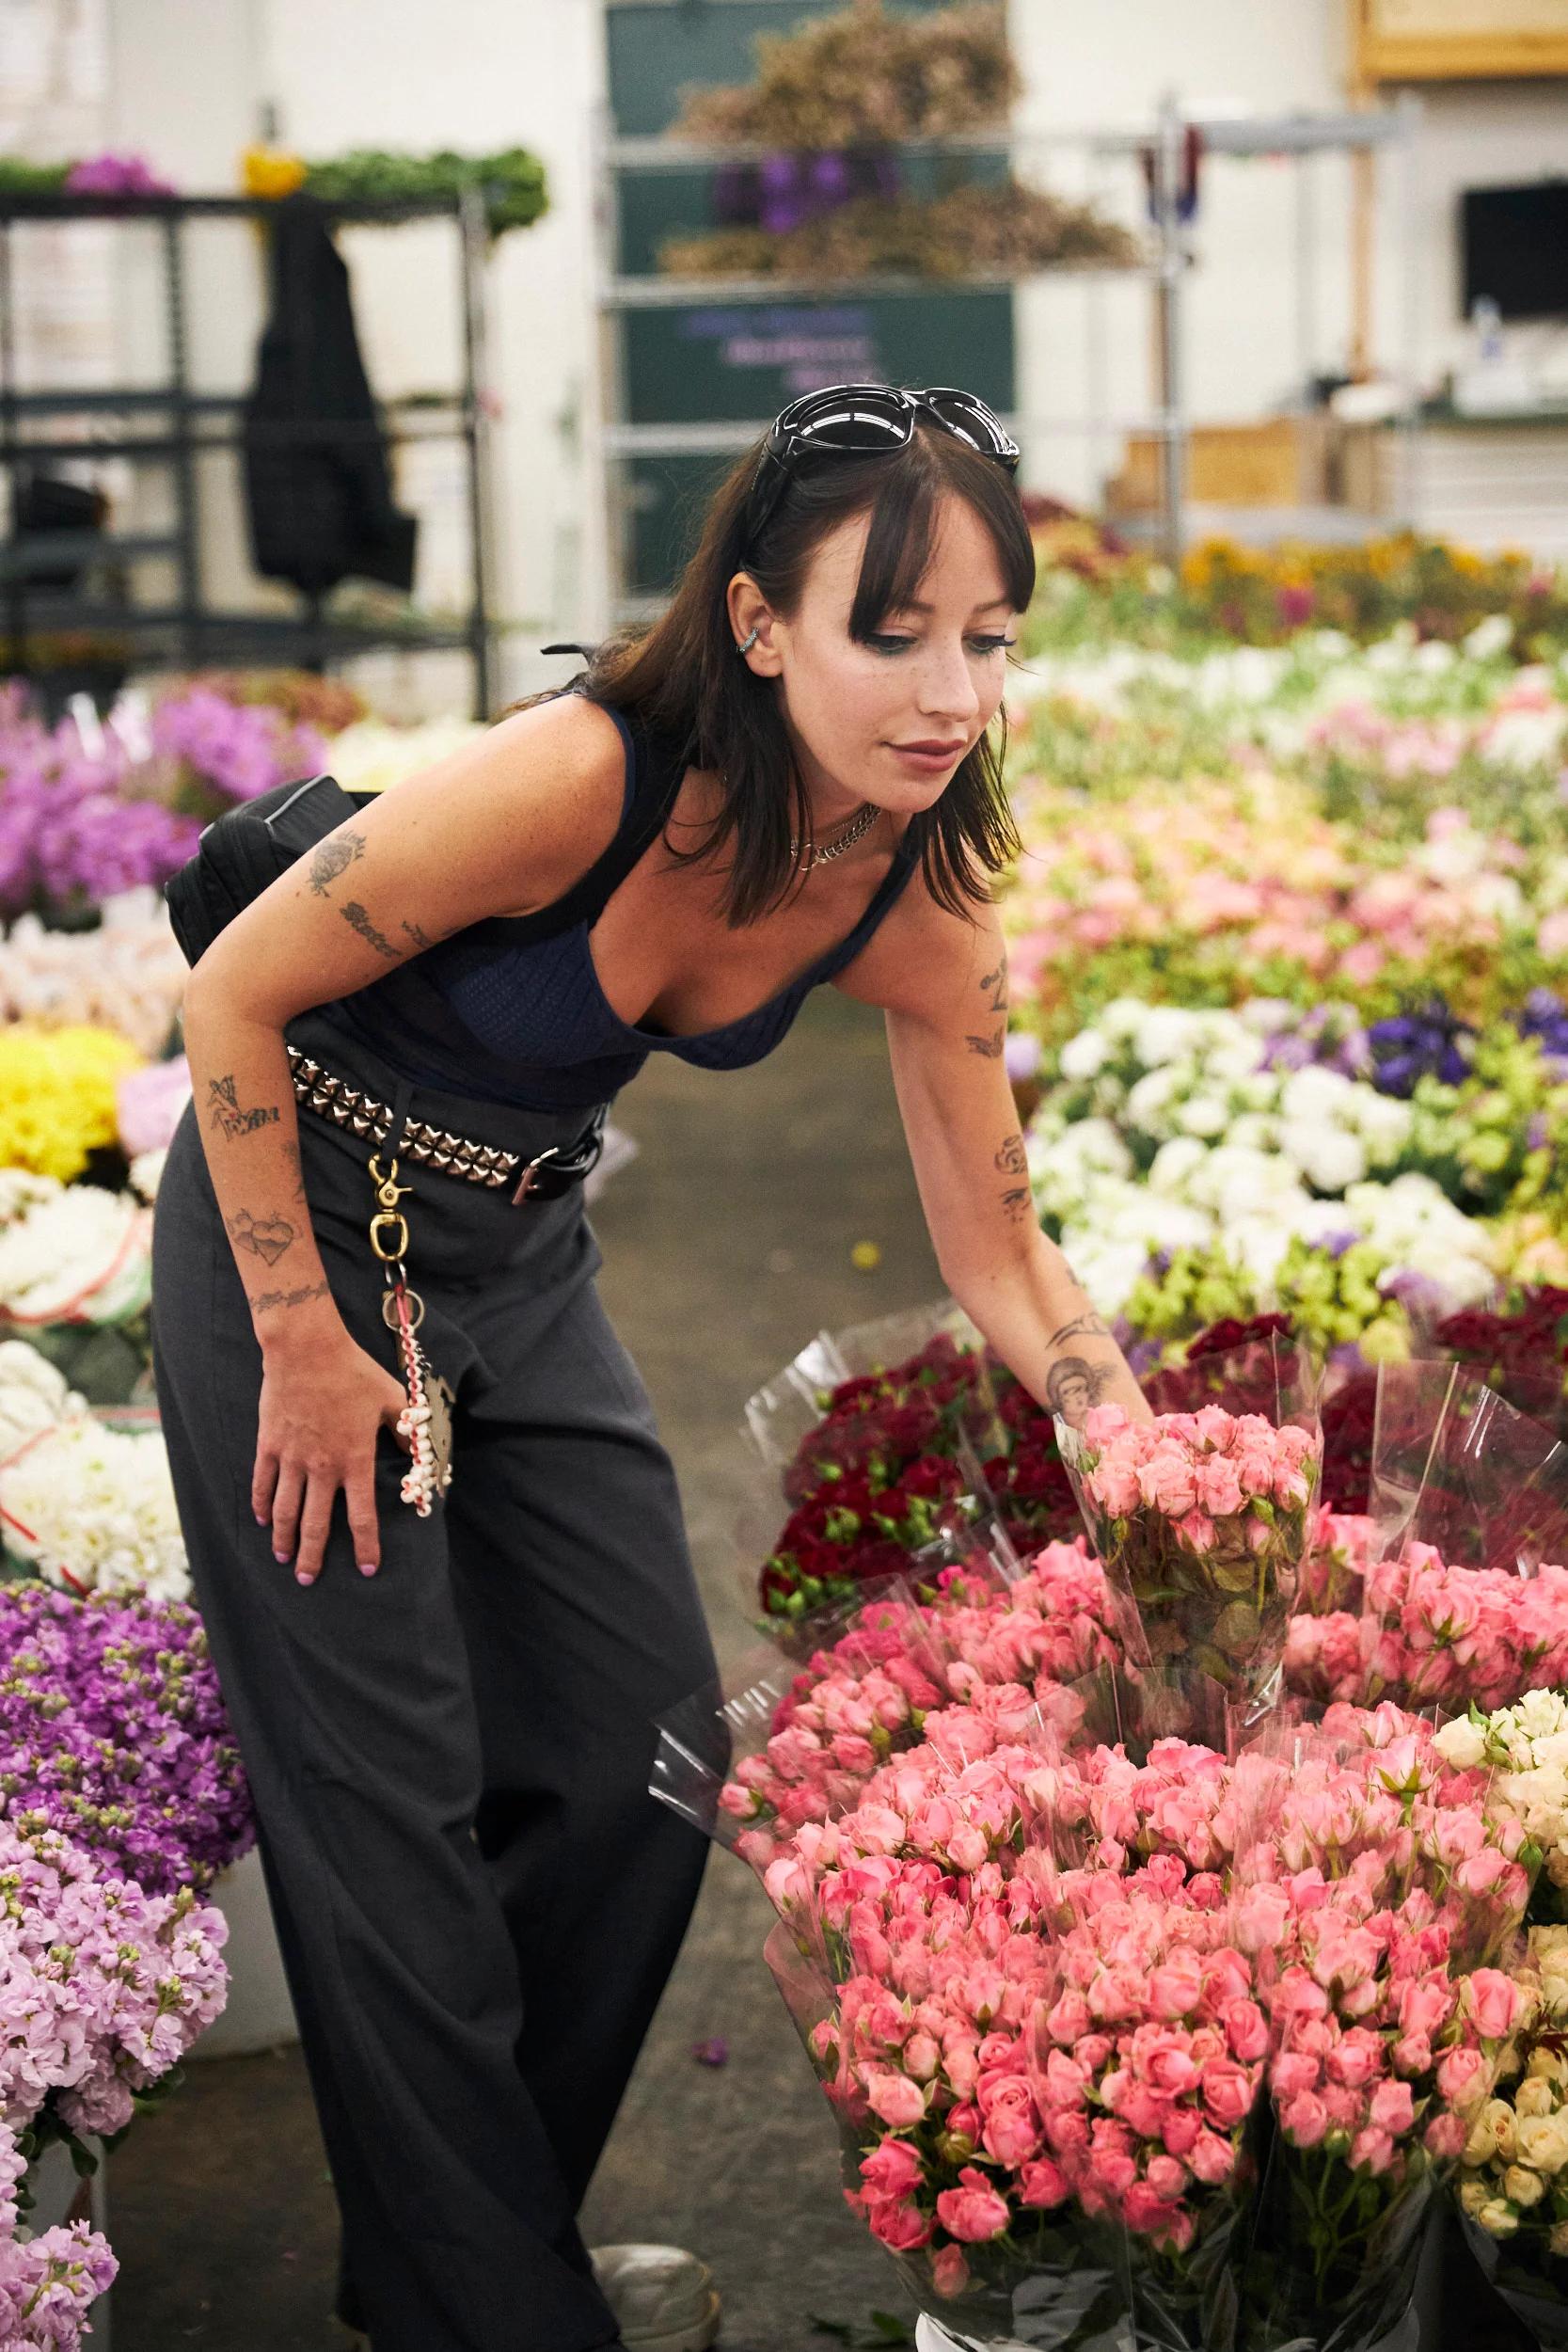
[150, 1010, 717, 2352]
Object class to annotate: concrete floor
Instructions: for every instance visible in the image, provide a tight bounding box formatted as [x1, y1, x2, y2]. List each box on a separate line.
[109, 989, 940, 2351]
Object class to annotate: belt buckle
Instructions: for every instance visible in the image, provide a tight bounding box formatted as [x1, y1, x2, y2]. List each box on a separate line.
[511, 1145, 562, 1206]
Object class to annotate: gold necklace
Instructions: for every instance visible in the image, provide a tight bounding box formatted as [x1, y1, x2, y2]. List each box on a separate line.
[788, 800, 880, 870]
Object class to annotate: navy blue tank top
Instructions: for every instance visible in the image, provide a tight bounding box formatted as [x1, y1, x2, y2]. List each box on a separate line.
[315, 692, 924, 1112]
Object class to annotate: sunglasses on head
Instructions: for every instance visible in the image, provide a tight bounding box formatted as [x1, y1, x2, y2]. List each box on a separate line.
[740, 382, 1021, 558]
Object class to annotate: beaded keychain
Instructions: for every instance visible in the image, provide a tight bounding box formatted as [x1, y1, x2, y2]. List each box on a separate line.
[367, 1152, 454, 1515]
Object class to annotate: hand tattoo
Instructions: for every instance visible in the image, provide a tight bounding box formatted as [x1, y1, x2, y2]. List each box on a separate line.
[250, 1277, 330, 1315]
[994, 1132, 1027, 1177]
[225, 1208, 295, 1267]
[309, 829, 365, 897]
[1047, 1311, 1110, 1348]
[965, 1023, 1006, 1059]
[340, 901, 400, 961]
[1045, 1354, 1116, 1430]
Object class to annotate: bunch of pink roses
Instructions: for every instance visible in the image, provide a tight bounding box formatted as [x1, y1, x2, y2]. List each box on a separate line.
[1059, 1403, 1322, 1739]
[1233, 1706, 1533, 2346]
[1284, 1542, 1568, 1714]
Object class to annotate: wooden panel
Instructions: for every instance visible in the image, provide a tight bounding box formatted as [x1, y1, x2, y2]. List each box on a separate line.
[1353, 0, 1568, 78]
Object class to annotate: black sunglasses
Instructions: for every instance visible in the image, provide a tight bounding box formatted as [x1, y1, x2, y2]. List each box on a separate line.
[741, 382, 1021, 557]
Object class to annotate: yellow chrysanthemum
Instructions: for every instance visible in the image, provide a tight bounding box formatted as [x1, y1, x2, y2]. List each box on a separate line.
[0, 1025, 144, 1182]
[242, 144, 308, 198]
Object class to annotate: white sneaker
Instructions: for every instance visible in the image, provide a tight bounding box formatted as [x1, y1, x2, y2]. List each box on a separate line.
[589, 2244, 721, 2351]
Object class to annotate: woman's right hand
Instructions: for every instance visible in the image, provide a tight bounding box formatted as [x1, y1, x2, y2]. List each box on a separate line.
[252, 1317, 412, 1585]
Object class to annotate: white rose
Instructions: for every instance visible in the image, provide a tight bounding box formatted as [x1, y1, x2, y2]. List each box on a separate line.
[1514, 2079, 1556, 2121]
[1515, 2112, 1568, 2175]
[1479, 2200, 1520, 2238]
[1505, 2165, 1547, 2208]
[1433, 1718, 1488, 1772]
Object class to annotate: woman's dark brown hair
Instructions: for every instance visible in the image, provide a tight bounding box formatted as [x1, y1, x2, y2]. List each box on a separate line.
[512, 411, 1036, 926]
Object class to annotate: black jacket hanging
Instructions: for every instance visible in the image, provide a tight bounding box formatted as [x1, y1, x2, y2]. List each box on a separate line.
[241, 196, 418, 598]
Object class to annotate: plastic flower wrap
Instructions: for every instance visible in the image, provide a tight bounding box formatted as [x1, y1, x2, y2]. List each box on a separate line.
[0, 1173, 151, 1331]
[0, 1406, 189, 1602]
[1454, 1923, 1568, 2347]
[1055, 1341, 1322, 1749]
[742, 1302, 1006, 1623]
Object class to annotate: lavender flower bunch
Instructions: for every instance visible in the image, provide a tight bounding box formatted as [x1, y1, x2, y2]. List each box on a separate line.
[0, 1585, 253, 1896]
[0, 688, 199, 919]
[0, 1815, 228, 2142]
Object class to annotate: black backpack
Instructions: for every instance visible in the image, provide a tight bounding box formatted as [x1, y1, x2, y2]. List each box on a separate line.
[164, 771, 369, 969]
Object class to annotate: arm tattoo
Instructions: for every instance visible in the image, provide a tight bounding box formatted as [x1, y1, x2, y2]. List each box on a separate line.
[401, 917, 433, 951]
[309, 829, 366, 897]
[340, 900, 400, 961]
[1045, 1354, 1116, 1431]
[1047, 1311, 1110, 1348]
[224, 1208, 296, 1267]
[1001, 1186, 1032, 1224]
[207, 1074, 280, 1140]
[994, 1132, 1027, 1177]
[979, 954, 1008, 1016]
[965, 1023, 1006, 1059]
[249, 1277, 331, 1315]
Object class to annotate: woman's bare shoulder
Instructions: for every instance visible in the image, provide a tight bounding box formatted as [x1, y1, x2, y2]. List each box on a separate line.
[350, 689, 633, 922]
[831, 850, 1000, 1019]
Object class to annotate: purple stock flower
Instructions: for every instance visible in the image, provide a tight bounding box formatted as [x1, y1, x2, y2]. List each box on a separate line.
[0, 1584, 252, 1894]
[1319, 1231, 1360, 1261]
[150, 687, 325, 805]
[1366, 998, 1475, 1097]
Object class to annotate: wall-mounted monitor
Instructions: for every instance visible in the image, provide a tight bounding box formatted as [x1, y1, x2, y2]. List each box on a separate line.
[1462, 181, 1568, 319]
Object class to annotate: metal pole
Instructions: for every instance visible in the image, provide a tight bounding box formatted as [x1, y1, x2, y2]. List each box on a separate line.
[162, 213, 202, 669]
[0, 224, 23, 673]
[457, 179, 494, 719]
[1154, 93, 1186, 570]
[1294, 150, 1317, 405]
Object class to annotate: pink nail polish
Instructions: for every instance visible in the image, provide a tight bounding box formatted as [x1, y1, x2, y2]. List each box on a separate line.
[358, 1562, 378, 1578]
[274, 1549, 291, 1565]
[294, 1568, 314, 1587]
[254, 1512, 267, 1525]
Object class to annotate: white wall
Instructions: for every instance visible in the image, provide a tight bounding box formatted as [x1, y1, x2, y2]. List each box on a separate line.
[87, 0, 1568, 695]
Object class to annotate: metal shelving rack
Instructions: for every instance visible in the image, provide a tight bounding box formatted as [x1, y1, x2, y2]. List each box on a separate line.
[0, 187, 497, 714]
[587, 81, 1421, 622]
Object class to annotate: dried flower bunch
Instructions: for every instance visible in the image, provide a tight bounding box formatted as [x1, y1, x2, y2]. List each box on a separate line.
[670, 0, 1021, 150]
[660, 179, 1142, 282]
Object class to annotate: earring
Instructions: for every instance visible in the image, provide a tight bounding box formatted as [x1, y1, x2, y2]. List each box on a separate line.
[734, 625, 760, 656]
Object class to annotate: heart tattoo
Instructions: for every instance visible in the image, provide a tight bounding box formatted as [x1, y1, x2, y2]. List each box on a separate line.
[227, 1209, 295, 1266]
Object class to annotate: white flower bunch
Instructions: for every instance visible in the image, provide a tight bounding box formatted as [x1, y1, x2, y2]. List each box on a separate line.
[1437, 1691, 1568, 1893]
[1037, 998, 1413, 1195]
[325, 715, 486, 796]
[0, 887, 186, 1057]
[0, 1174, 151, 1326]
[0, 1415, 189, 1602]
[0, 1338, 86, 1462]
[1458, 1926, 1568, 2248]
[1334, 1173, 1498, 1308]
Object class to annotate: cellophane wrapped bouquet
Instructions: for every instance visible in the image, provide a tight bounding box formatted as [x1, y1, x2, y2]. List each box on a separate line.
[1053, 1334, 1323, 1750]
[657, 1310, 1568, 2347]
[739, 1302, 1011, 1627]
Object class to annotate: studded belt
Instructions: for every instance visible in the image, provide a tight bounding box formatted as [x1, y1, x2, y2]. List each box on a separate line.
[285, 1044, 607, 1203]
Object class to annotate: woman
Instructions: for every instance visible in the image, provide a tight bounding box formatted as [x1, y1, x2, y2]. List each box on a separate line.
[150, 383, 1150, 2352]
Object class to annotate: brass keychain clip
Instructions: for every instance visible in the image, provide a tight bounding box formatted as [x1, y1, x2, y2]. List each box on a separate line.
[367, 1152, 412, 1267]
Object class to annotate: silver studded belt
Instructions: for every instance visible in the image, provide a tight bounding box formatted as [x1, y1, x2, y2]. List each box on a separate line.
[285, 1045, 607, 1203]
